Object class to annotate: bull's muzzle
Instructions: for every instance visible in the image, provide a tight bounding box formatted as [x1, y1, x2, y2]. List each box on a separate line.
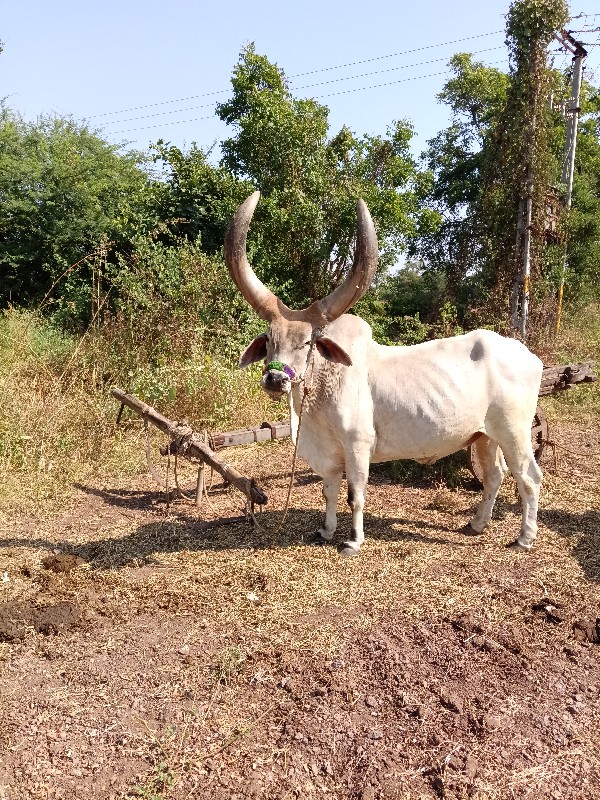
[261, 361, 295, 399]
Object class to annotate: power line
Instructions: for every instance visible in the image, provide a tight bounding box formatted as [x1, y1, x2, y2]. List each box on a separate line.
[103, 46, 505, 128]
[582, 28, 600, 81]
[90, 30, 504, 120]
[110, 113, 216, 135]
[290, 30, 503, 77]
[108, 62, 505, 137]
[101, 101, 219, 127]
[293, 47, 505, 91]
[312, 63, 505, 101]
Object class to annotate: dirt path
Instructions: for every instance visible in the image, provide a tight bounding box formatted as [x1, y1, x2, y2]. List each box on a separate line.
[0, 422, 599, 799]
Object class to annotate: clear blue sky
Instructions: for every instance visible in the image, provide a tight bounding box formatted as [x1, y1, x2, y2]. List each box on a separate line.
[2, 1, 599, 160]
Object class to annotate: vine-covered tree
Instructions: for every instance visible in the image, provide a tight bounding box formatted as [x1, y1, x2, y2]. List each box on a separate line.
[411, 0, 574, 338]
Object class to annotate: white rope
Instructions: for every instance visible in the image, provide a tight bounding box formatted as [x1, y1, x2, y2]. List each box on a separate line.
[248, 336, 318, 534]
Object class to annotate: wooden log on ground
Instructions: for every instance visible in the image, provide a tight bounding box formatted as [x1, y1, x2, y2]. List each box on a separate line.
[111, 388, 268, 507]
[538, 361, 596, 397]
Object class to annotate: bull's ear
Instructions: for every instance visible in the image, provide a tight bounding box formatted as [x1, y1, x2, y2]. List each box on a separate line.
[315, 336, 352, 366]
[239, 333, 268, 368]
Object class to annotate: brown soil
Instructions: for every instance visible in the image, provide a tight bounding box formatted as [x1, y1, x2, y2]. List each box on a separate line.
[0, 417, 598, 799]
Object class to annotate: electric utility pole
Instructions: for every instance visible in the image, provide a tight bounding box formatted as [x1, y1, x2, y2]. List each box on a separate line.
[555, 30, 587, 334]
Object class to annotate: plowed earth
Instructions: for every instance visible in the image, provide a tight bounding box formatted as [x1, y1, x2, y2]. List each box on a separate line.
[0, 417, 599, 800]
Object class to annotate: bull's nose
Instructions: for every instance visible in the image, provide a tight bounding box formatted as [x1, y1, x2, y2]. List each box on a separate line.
[264, 370, 288, 390]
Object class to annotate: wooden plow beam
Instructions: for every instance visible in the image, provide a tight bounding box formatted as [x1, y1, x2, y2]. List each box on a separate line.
[112, 388, 269, 513]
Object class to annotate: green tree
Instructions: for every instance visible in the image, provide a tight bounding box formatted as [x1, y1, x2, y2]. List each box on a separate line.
[0, 110, 149, 311]
[412, 53, 510, 314]
[559, 82, 600, 309]
[413, 2, 572, 332]
[146, 141, 252, 254]
[215, 44, 437, 306]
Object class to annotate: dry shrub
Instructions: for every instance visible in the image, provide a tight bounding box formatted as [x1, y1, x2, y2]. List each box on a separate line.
[0, 308, 277, 517]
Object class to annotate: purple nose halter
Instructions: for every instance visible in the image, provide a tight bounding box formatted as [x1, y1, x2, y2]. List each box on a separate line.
[263, 361, 295, 380]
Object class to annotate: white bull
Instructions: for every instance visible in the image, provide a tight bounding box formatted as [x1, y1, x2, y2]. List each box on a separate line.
[225, 192, 543, 556]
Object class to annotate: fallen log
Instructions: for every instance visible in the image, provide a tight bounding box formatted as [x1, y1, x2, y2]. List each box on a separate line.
[539, 361, 596, 396]
[112, 388, 268, 508]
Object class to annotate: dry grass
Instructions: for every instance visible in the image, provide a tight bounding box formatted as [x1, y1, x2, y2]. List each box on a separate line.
[0, 430, 598, 798]
[0, 307, 599, 798]
[0, 309, 279, 518]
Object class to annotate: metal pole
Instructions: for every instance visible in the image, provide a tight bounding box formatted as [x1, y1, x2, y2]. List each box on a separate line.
[555, 42, 586, 333]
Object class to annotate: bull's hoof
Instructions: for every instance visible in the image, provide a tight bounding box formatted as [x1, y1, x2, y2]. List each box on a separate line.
[460, 523, 483, 536]
[338, 543, 360, 558]
[505, 539, 531, 552]
[310, 531, 333, 546]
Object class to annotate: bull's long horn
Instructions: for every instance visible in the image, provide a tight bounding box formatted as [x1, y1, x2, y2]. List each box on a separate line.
[316, 199, 378, 323]
[224, 191, 284, 322]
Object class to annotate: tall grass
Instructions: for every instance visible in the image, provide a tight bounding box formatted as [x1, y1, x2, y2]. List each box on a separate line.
[542, 303, 600, 421]
[0, 308, 275, 516]
[1, 297, 597, 516]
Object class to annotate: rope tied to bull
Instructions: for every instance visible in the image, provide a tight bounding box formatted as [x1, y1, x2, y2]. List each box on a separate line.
[144, 418, 222, 507]
[249, 331, 319, 533]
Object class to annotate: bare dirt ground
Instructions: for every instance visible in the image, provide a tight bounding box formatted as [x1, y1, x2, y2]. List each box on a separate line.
[0, 415, 599, 800]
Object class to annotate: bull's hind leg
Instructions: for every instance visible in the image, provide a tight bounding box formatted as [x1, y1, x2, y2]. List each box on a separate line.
[465, 436, 508, 535]
[501, 438, 542, 551]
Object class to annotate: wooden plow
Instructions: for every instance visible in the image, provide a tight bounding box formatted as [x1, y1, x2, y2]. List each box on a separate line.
[113, 360, 596, 516]
[112, 388, 282, 524]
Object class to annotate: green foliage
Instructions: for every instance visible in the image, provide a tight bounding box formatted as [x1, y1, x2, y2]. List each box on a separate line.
[414, 54, 511, 319]
[381, 261, 446, 320]
[414, 1, 578, 337]
[562, 85, 600, 309]
[387, 313, 431, 346]
[480, 0, 569, 334]
[110, 238, 262, 356]
[0, 110, 149, 311]
[147, 141, 253, 253]
[215, 44, 436, 306]
[78, 237, 270, 424]
[505, 0, 568, 62]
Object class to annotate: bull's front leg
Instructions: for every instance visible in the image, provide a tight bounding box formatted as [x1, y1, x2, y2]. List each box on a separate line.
[315, 473, 343, 543]
[339, 448, 371, 558]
